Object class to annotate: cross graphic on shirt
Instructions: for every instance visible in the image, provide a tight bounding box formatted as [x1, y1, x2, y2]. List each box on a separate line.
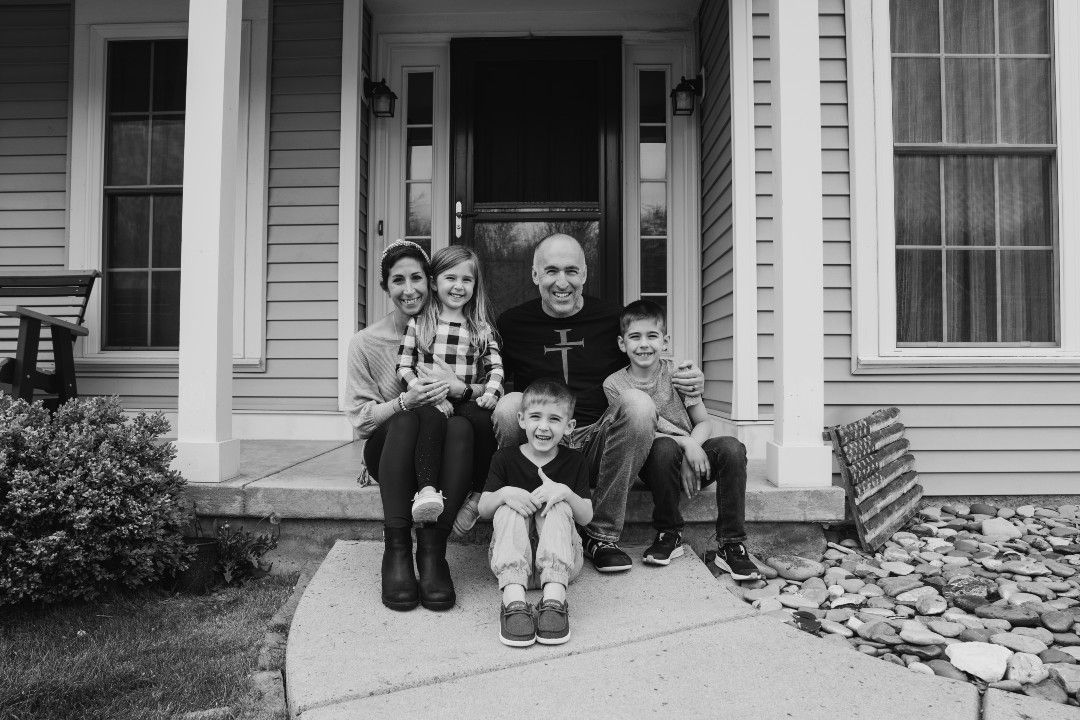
[544, 329, 584, 383]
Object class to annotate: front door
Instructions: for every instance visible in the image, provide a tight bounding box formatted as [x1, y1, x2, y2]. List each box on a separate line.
[450, 37, 622, 315]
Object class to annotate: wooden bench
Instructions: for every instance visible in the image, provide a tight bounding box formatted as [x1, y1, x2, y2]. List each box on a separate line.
[0, 270, 100, 406]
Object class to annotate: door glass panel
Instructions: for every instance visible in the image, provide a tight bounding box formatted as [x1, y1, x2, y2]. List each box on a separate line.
[472, 221, 599, 317]
[404, 72, 434, 253]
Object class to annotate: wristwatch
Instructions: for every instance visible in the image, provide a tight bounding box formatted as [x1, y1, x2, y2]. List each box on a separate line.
[459, 385, 474, 402]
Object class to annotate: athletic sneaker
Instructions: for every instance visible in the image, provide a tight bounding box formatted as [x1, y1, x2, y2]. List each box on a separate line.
[535, 598, 570, 645]
[643, 532, 685, 566]
[714, 541, 762, 581]
[411, 486, 445, 524]
[581, 533, 632, 572]
[499, 601, 536, 647]
[452, 493, 480, 536]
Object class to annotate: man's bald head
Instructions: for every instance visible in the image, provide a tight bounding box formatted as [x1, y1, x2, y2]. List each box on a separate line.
[531, 233, 587, 318]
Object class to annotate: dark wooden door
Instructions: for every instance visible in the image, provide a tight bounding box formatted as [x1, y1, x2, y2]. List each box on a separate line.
[450, 37, 622, 316]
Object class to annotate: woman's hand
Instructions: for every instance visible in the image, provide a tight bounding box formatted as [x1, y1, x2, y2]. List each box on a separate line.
[420, 358, 467, 398]
[402, 376, 449, 409]
[435, 398, 454, 417]
[671, 361, 704, 398]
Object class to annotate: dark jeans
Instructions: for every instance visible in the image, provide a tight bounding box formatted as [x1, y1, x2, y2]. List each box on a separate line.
[363, 407, 473, 532]
[638, 435, 747, 543]
[451, 400, 497, 494]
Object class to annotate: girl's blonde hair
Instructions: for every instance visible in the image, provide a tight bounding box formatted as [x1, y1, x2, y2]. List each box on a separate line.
[415, 245, 497, 354]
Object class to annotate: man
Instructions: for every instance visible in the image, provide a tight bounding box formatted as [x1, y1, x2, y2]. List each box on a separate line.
[493, 234, 704, 572]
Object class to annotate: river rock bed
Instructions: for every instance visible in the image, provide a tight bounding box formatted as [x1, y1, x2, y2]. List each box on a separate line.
[742, 502, 1080, 705]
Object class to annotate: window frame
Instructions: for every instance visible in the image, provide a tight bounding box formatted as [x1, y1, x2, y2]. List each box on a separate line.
[68, 13, 269, 370]
[847, 0, 1080, 372]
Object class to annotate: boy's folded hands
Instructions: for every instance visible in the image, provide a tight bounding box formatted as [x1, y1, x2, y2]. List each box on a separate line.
[501, 486, 540, 517]
[532, 468, 573, 515]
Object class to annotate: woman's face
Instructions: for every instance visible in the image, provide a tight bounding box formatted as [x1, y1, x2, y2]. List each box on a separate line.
[386, 257, 428, 316]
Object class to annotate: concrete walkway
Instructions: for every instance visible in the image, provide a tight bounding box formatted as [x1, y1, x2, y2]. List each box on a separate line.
[286, 541, 1080, 720]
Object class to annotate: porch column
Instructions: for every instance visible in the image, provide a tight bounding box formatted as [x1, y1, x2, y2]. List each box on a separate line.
[764, 0, 833, 488]
[175, 0, 243, 483]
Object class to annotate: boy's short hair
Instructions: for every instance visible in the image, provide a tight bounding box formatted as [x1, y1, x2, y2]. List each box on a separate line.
[619, 299, 666, 335]
[521, 378, 576, 417]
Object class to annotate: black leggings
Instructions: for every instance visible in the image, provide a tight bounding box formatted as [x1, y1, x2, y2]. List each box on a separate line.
[452, 400, 497, 493]
[363, 407, 473, 531]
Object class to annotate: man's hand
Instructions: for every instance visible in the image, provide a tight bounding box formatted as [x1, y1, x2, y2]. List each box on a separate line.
[501, 486, 540, 517]
[532, 468, 572, 515]
[476, 393, 497, 410]
[671, 361, 704, 398]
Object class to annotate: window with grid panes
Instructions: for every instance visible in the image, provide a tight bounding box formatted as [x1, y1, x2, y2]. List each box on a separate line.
[638, 69, 669, 329]
[103, 40, 186, 349]
[404, 71, 434, 258]
[891, 0, 1057, 345]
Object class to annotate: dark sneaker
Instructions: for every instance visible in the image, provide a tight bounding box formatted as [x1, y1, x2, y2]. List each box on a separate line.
[643, 532, 685, 566]
[499, 601, 536, 647]
[535, 598, 570, 645]
[714, 541, 762, 581]
[582, 534, 632, 572]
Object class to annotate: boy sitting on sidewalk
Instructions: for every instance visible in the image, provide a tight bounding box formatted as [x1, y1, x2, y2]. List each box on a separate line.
[603, 300, 760, 580]
[479, 379, 594, 647]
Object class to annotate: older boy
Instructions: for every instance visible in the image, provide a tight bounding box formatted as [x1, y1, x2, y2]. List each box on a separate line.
[480, 379, 593, 647]
[603, 300, 759, 580]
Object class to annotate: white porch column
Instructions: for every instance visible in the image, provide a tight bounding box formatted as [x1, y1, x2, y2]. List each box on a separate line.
[764, 0, 833, 488]
[175, 0, 243, 483]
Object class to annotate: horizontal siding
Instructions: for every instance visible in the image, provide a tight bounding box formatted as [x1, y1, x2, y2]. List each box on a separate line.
[0, 2, 69, 271]
[699, 0, 734, 415]
[823, 0, 1080, 496]
[232, 0, 344, 412]
[752, 0, 774, 417]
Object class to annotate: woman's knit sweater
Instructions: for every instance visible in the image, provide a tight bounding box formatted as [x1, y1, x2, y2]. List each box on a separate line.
[344, 326, 406, 439]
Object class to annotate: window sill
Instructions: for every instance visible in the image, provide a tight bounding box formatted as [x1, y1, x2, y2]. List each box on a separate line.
[853, 354, 1080, 375]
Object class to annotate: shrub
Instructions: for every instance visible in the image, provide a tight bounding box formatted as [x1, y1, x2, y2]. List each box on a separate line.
[0, 395, 189, 605]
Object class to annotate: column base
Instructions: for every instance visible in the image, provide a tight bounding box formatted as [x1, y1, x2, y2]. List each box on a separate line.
[174, 438, 241, 483]
[765, 441, 833, 488]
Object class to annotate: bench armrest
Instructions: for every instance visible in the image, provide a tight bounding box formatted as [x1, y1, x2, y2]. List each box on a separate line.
[1, 306, 90, 337]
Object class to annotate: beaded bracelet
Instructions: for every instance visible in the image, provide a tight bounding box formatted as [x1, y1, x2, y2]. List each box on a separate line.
[398, 393, 408, 412]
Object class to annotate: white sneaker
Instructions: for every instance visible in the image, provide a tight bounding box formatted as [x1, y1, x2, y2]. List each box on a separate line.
[411, 486, 445, 524]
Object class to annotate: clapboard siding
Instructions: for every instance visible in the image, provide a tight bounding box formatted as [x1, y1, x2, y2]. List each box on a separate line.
[824, 0, 1080, 495]
[0, 2, 69, 271]
[752, 0, 774, 417]
[231, 0, 344, 411]
[698, 0, 734, 415]
[357, 4, 370, 325]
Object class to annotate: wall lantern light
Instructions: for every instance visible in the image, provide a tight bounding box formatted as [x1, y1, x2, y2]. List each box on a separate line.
[670, 75, 703, 116]
[364, 78, 398, 118]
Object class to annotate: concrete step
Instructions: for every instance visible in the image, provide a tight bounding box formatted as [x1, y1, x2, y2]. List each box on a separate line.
[285, 540, 989, 719]
[185, 440, 846, 524]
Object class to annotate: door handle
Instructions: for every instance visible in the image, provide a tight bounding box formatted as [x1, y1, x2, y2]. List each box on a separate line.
[455, 201, 477, 238]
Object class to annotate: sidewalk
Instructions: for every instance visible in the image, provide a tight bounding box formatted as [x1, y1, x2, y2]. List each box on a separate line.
[286, 541, 1078, 719]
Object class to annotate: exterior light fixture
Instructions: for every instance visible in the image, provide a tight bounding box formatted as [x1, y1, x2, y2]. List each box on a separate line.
[364, 78, 398, 118]
[670, 75, 703, 116]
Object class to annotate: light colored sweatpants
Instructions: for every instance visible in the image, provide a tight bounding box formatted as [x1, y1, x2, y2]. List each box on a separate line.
[488, 501, 584, 590]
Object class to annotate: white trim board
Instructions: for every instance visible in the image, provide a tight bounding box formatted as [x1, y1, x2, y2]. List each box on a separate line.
[846, 0, 1080, 373]
[67, 6, 269, 369]
[147, 410, 354, 441]
[338, 0, 364, 409]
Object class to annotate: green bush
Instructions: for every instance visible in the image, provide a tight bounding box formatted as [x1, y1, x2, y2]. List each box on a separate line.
[0, 395, 189, 605]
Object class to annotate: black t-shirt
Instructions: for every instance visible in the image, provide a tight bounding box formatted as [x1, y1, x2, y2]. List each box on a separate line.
[484, 445, 591, 498]
[496, 296, 626, 426]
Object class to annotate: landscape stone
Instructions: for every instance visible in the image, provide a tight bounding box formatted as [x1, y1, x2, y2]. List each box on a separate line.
[765, 555, 825, 582]
[1041, 649, 1077, 664]
[989, 680, 1023, 692]
[908, 661, 935, 676]
[778, 594, 821, 611]
[878, 575, 924, 597]
[895, 643, 944, 661]
[916, 595, 948, 616]
[990, 632, 1048, 654]
[1053, 632, 1080, 646]
[942, 576, 997, 602]
[945, 642, 1013, 683]
[970, 503, 998, 516]
[1013, 626, 1054, 645]
[856, 621, 902, 645]
[820, 619, 853, 638]
[1043, 610, 1074, 633]
[1023, 677, 1069, 704]
[975, 604, 1041, 627]
[895, 587, 939, 604]
[958, 628, 995, 643]
[1049, 663, 1080, 695]
[1005, 652, 1049, 685]
[900, 621, 947, 646]
[982, 518, 1022, 539]
[928, 620, 964, 638]
[926, 659, 968, 681]
[880, 561, 916, 576]
[1002, 560, 1052, 577]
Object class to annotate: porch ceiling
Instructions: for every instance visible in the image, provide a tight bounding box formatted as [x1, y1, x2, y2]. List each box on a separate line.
[364, 0, 700, 17]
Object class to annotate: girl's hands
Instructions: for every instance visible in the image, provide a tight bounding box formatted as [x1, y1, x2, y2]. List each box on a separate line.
[435, 398, 454, 417]
[402, 376, 448, 409]
[476, 393, 497, 410]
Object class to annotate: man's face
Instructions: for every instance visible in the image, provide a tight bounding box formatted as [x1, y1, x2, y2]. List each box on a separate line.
[532, 237, 587, 318]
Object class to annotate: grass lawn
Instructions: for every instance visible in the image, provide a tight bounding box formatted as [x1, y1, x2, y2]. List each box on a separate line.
[0, 574, 297, 720]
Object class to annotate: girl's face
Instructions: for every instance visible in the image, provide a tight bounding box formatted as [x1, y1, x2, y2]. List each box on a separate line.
[386, 257, 428, 316]
[434, 260, 475, 312]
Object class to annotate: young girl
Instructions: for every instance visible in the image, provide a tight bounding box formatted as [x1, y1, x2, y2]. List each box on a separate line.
[398, 246, 503, 524]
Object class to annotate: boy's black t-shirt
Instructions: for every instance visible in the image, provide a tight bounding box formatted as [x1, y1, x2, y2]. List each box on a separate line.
[484, 445, 591, 498]
[496, 296, 625, 426]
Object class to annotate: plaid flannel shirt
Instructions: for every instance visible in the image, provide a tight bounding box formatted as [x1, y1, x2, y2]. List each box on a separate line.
[397, 317, 504, 398]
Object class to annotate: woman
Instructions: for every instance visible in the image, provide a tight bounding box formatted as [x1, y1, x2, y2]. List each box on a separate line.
[345, 240, 474, 612]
